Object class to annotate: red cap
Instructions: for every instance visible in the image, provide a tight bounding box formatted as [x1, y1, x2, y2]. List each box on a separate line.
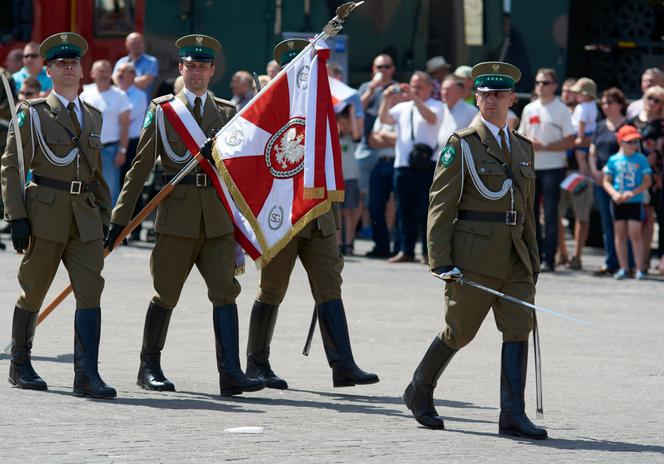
[617, 125, 642, 143]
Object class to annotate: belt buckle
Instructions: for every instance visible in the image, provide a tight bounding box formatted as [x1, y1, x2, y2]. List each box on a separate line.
[196, 173, 208, 187]
[70, 180, 82, 195]
[505, 210, 517, 225]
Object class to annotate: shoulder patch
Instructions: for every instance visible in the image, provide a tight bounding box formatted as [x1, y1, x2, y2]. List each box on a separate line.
[152, 94, 174, 105]
[16, 111, 26, 128]
[142, 110, 154, 128]
[454, 127, 477, 138]
[439, 144, 456, 166]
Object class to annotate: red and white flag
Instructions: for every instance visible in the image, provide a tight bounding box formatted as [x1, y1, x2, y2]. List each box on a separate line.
[207, 39, 344, 266]
[329, 76, 357, 113]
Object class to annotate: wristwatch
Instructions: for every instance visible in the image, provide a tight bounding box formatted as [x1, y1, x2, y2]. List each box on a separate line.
[118, 146, 127, 154]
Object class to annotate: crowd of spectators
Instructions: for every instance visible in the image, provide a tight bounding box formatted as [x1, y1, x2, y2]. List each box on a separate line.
[3, 31, 664, 280]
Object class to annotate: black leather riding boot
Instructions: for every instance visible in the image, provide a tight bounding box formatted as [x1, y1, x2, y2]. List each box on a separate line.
[498, 341, 548, 439]
[73, 308, 117, 399]
[137, 302, 175, 391]
[317, 299, 379, 387]
[8, 306, 47, 390]
[402, 337, 456, 429]
[246, 300, 288, 389]
[213, 305, 265, 396]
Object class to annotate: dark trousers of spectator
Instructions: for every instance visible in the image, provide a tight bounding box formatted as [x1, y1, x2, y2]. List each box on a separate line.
[595, 184, 635, 271]
[394, 165, 434, 258]
[121, 137, 143, 240]
[369, 157, 395, 255]
[534, 168, 565, 267]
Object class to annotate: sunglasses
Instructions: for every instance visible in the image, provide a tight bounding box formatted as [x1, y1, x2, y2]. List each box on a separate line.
[22, 53, 39, 59]
[601, 100, 616, 106]
[647, 96, 662, 104]
[622, 140, 640, 145]
[19, 90, 37, 97]
[535, 81, 553, 86]
[375, 64, 393, 70]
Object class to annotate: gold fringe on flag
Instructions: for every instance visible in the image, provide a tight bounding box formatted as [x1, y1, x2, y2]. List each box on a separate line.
[303, 187, 326, 199]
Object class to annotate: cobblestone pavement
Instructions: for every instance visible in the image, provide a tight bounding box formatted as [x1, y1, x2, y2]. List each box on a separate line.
[0, 238, 662, 463]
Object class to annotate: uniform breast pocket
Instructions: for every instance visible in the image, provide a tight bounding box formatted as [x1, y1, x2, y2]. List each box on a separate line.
[519, 164, 536, 195]
[88, 137, 102, 150]
[451, 220, 493, 263]
[45, 134, 74, 157]
[478, 166, 506, 191]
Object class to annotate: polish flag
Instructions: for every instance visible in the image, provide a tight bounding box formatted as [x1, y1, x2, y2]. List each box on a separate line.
[329, 76, 357, 113]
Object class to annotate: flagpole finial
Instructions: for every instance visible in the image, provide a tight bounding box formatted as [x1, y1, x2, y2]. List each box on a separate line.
[323, 1, 364, 37]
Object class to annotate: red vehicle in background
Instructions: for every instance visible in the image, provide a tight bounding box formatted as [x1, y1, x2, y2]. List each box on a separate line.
[0, 0, 145, 80]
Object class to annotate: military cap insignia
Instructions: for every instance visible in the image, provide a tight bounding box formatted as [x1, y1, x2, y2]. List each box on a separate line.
[491, 63, 500, 72]
[143, 110, 154, 128]
[287, 41, 294, 49]
[16, 111, 26, 128]
[440, 145, 456, 166]
[60, 34, 68, 43]
[196, 35, 203, 44]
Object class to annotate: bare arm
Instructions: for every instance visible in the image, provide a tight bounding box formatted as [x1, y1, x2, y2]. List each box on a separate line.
[412, 95, 436, 125]
[368, 129, 396, 149]
[133, 74, 154, 90]
[588, 144, 603, 183]
[378, 94, 395, 125]
[535, 134, 575, 151]
[116, 110, 130, 167]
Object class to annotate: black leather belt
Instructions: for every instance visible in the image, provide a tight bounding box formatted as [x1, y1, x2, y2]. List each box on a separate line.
[32, 174, 99, 195]
[378, 156, 394, 162]
[457, 210, 525, 226]
[162, 173, 211, 187]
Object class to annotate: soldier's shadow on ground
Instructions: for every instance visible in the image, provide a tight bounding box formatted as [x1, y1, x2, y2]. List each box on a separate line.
[178, 388, 494, 424]
[446, 428, 664, 454]
[46, 387, 264, 413]
[0, 353, 74, 363]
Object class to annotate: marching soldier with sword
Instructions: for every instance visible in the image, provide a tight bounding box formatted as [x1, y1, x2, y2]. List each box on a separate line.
[104, 34, 264, 396]
[2, 33, 116, 398]
[403, 62, 548, 439]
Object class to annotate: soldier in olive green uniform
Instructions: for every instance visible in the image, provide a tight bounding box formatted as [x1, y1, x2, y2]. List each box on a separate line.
[403, 62, 547, 439]
[245, 39, 379, 390]
[105, 35, 263, 396]
[2, 33, 116, 398]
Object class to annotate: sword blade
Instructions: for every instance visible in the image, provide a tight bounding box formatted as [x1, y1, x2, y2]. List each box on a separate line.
[432, 273, 591, 326]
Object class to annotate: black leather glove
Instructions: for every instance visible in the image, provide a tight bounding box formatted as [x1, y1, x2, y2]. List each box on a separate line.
[103, 223, 124, 251]
[10, 218, 31, 253]
[102, 224, 109, 239]
[200, 138, 215, 163]
[533, 272, 539, 285]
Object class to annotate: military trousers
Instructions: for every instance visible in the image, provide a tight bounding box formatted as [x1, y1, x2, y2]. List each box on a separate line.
[17, 221, 104, 312]
[258, 229, 343, 306]
[440, 246, 534, 350]
[150, 223, 240, 310]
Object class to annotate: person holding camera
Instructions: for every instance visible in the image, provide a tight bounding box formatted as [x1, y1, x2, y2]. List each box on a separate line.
[378, 71, 444, 264]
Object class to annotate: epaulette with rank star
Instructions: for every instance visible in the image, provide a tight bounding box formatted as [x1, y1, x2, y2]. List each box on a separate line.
[453, 126, 477, 139]
[213, 96, 235, 109]
[23, 97, 47, 106]
[152, 94, 174, 105]
[511, 129, 531, 142]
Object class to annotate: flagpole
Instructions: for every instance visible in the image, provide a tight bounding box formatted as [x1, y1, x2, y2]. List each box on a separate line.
[209, 2, 364, 148]
[2, 154, 204, 354]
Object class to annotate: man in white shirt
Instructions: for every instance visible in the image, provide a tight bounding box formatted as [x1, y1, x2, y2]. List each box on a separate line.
[113, 60, 148, 239]
[626, 68, 664, 119]
[518, 68, 575, 271]
[379, 71, 444, 263]
[437, 75, 478, 149]
[81, 60, 131, 206]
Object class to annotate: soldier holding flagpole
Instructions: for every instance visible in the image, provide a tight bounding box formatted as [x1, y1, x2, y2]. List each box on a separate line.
[105, 34, 265, 397]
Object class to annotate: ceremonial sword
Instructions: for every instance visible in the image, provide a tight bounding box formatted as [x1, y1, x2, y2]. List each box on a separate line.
[432, 272, 591, 326]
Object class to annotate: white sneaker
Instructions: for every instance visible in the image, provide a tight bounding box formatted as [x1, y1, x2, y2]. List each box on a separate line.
[614, 269, 627, 280]
[635, 271, 647, 280]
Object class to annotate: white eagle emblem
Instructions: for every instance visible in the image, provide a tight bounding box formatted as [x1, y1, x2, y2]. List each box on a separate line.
[274, 127, 304, 169]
